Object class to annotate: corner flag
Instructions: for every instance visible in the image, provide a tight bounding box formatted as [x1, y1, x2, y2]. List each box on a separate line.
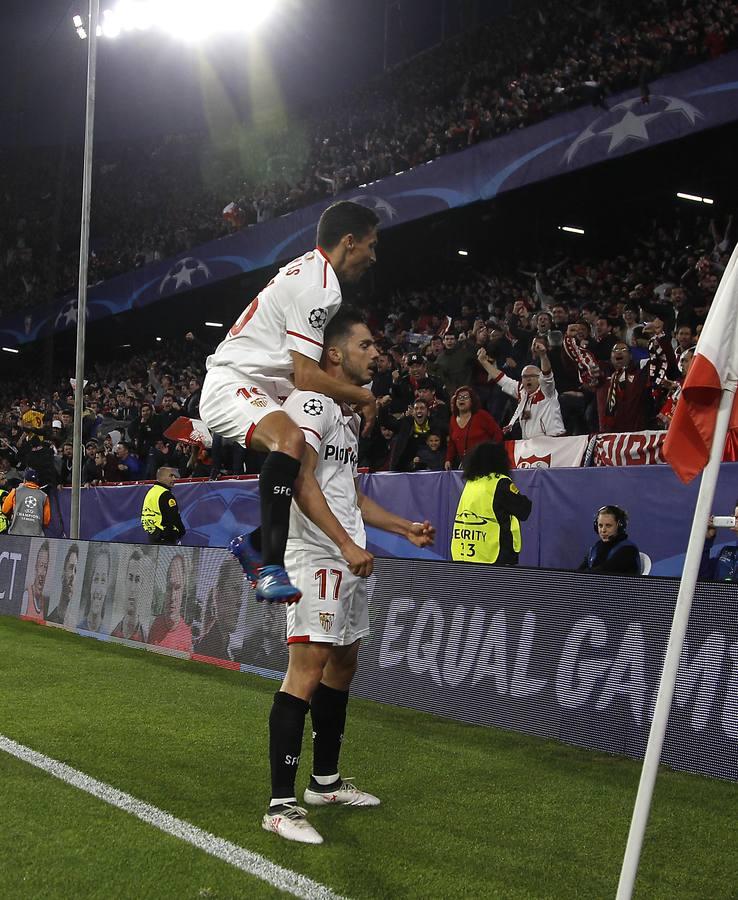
[663, 243, 738, 483]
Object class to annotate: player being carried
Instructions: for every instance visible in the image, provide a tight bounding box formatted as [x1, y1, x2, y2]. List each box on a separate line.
[261, 308, 435, 844]
[200, 201, 380, 603]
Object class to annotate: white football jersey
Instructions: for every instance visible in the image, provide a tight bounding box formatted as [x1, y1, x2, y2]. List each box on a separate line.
[282, 390, 365, 554]
[206, 249, 342, 382]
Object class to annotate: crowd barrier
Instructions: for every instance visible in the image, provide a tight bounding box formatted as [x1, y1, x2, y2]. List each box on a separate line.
[1, 535, 735, 782]
[55, 461, 738, 576]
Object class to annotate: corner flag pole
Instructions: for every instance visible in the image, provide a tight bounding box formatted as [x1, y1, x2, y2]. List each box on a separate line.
[616, 375, 737, 900]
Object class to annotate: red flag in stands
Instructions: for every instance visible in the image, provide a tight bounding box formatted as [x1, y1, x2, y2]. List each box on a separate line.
[663, 243, 738, 483]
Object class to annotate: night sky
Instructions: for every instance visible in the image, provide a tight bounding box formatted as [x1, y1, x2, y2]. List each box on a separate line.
[0, 0, 513, 147]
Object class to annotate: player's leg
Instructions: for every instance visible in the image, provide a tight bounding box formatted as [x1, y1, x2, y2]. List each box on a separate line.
[302, 574, 379, 808]
[199, 372, 303, 602]
[263, 642, 332, 844]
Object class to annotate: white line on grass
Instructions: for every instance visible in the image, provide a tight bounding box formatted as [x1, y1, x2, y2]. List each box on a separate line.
[0, 734, 345, 900]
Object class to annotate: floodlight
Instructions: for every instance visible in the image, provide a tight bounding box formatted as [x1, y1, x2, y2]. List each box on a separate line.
[205, 321, 224, 327]
[156, 336, 163, 341]
[559, 225, 585, 235]
[73, 14, 84, 27]
[2, 347, 19, 354]
[457, 250, 468, 256]
[676, 192, 714, 205]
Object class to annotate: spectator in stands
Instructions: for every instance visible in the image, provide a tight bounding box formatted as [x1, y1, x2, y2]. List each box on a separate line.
[182, 377, 201, 419]
[451, 441, 531, 565]
[700, 506, 738, 581]
[129, 401, 157, 462]
[382, 397, 444, 472]
[390, 352, 444, 411]
[477, 339, 565, 438]
[413, 432, 446, 471]
[445, 386, 503, 470]
[579, 505, 641, 575]
[151, 393, 179, 441]
[596, 343, 652, 433]
[370, 351, 394, 404]
[55, 441, 75, 487]
[435, 333, 478, 397]
[82, 441, 102, 485]
[414, 377, 448, 420]
[111, 441, 141, 481]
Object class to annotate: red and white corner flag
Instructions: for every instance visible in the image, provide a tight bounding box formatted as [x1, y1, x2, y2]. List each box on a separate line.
[663, 243, 738, 483]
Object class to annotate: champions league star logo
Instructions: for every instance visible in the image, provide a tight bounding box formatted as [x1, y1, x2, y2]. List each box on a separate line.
[54, 298, 88, 330]
[159, 257, 212, 295]
[347, 194, 399, 224]
[308, 308, 328, 330]
[563, 95, 704, 166]
[303, 398, 324, 417]
[24, 496, 38, 510]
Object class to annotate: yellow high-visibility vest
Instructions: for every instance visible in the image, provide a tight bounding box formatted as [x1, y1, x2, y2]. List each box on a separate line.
[141, 483, 167, 534]
[451, 474, 521, 564]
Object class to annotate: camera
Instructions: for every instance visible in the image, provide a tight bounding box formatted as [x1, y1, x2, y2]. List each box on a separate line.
[711, 516, 736, 528]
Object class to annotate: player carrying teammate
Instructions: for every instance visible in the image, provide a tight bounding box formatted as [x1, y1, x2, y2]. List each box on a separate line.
[261, 308, 435, 844]
[199, 201, 380, 603]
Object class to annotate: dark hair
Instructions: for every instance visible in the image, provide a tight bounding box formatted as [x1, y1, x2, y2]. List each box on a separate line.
[63, 543, 80, 570]
[416, 378, 437, 392]
[323, 307, 367, 348]
[462, 441, 511, 481]
[450, 385, 481, 416]
[316, 201, 379, 250]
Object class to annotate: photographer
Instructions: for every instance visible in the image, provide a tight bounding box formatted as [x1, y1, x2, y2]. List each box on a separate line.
[699, 507, 738, 581]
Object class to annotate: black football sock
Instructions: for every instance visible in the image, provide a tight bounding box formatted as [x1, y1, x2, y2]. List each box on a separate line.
[248, 527, 262, 553]
[259, 451, 301, 567]
[269, 690, 309, 804]
[310, 682, 349, 781]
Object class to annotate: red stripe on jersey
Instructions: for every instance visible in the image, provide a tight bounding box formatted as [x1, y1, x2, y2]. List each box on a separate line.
[286, 329, 323, 349]
[317, 246, 330, 287]
[244, 423, 257, 448]
[300, 426, 322, 442]
[287, 635, 311, 644]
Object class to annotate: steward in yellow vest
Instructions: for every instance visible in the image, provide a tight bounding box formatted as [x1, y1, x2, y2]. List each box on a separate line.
[451, 442, 531, 565]
[141, 467, 186, 545]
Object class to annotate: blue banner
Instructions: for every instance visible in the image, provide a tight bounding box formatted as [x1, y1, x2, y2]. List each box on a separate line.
[4, 52, 738, 347]
[61, 462, 738, 576]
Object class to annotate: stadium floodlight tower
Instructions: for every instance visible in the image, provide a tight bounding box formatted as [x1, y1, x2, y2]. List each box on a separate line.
[68, 0, 277, 539]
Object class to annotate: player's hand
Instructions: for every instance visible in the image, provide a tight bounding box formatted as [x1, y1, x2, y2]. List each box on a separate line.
[359, 392, 377, 437]
[407, 520, 435, 548]
[340, 541, 374, 577]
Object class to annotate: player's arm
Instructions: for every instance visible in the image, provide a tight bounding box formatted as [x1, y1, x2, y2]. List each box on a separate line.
[291, 351, 376, 434]
[356, 486, 436, 548]
[294, 445, 375, 577]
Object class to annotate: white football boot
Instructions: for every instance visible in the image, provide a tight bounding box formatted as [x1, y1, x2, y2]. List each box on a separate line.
[303, 778, 381, 807]
[262, 804, 324, 844]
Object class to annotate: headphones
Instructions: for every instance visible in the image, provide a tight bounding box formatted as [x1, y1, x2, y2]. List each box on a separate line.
[593, 505, 628, 535]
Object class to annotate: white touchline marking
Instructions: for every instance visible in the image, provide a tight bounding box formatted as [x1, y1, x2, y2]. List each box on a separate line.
[0, 735, 346, 900]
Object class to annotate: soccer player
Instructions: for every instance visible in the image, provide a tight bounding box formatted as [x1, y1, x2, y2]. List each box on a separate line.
[261, 309, 435, 844]
[200, 201, 380, 603]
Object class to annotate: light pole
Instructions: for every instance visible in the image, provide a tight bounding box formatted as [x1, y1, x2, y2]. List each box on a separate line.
[67, 0, 279, 539]
[70, 0, 100, 540]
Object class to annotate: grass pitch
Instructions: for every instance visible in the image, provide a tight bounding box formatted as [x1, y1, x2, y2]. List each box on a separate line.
[1, 617, 737, 899]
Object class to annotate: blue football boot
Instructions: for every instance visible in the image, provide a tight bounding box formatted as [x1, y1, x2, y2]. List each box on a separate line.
[229, 532, 262, 586]
[255, 565, 302, 605]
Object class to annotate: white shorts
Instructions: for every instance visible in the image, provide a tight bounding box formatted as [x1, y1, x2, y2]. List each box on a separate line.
[200, 368, 293, 448]
[284, 546, 369, 646]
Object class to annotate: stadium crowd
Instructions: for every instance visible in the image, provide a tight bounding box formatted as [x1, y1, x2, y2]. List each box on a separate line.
[1, 0, 736, 316]
[0, 206, 732, 486]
